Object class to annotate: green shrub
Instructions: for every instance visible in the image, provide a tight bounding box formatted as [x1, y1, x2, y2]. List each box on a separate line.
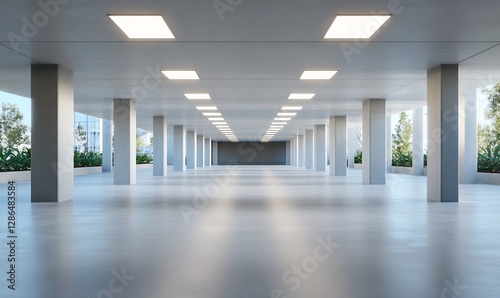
[74, 151, 102, 167]
[392, 151, 413, 167]
[478, 145, 500, 173]
[354, 149, 362, 164]
[136, 154, 152, 164]
[0, 147, 31, 172]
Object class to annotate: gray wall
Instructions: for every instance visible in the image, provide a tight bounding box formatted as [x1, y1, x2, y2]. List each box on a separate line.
[218, 142, 287, 165]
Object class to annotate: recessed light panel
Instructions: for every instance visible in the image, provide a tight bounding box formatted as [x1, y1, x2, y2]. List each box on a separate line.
[196, 106, 217, 110]
[109, 15, 175, 39]
[288, 93, 315, 100]
[203, 112, 221, 116]
[162, 71, 200, 80]
[324, 15, 391, 39]
[274, 118, 291, 121]
[185, 93, 211, 99]
[212, 122, 227, 125]
[208, 117, 224, 121]
[282, 106, 303, 111]
[300, 71, 337, 80]
[277, 113, 297, 116]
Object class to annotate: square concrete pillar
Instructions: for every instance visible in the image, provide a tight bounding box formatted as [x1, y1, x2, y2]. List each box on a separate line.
[102, 119, 113, 173]
[427, 64, 459, 202]
[213, 141, 218, 165]
[362, 99, 386, 185]
[290, 138, 296, 166]
[305, 129, 314, 169]
[330, 116, 347, 176]
[286, 140, 291, 165]
[204, 138, 212, 166]
[153, 116, 167, 176]
[348, 127, 360, 169]
[386, 116, 392, 173]
[459, 90, 477, 184]
[197, 135, 205, 168]
[186, 130, 197, 169]
[298, 135, 305, 167]
[113, 98, 136, 185]
[314, 124, 327, 171]
[174, 125, 186, 171]
[31, 65, 74, 202]
[413, 108, 424, 176]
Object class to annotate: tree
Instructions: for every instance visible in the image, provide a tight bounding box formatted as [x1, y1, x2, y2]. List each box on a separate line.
[74, 123, 87, 152]
[392, 112, 413, 166]
[0, 103, 30, 148]
[481, 83, 500, 149]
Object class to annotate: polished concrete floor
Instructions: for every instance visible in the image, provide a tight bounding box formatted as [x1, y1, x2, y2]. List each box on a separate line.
[1, 166, 500, 298]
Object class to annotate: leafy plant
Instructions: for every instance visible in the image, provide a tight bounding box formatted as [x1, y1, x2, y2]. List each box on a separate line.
[136, 153, 153, 164]
[0, 146, 31, 172]
[478, 145, 500, 173]
[354, 149, 362, 164]
[392, 112, 413, 167]
[74, 151, 102, 168]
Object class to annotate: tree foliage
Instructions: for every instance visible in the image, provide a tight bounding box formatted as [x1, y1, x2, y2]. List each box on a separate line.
[74, 123, 87, 152]
[0, 103, 30, 148]
[392, 112, 413, 167]
[480, 83, 500, 149]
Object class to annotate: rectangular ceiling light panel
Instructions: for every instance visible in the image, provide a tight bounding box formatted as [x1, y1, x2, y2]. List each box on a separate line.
[109, 15, 175, 39]
[324, 15, 391, 39]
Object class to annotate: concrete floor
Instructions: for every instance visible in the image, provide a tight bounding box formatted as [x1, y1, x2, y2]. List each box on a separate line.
[1, 166, 500, 298]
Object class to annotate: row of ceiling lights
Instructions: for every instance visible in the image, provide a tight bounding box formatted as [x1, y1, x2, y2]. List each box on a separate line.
[109, 14, 391, 142]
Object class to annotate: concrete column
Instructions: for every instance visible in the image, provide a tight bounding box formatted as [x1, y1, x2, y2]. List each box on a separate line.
[197, 135, 205, 168]
[362, 99, 386, 185]
[305, 130, 314, 170]
[348, 127, 359, 169]
[413, 108, 424, 176]
[102, 119, 113, 173]
[330, 116, 347, 176]
[174, 125, 186, 171]
[290, 138, 296, 166]
[386, 116, 392, 173]
[113, 98, 136, 185]
[186, 130, 197, 169]
[459, 90, 477, 184]
[213, 141, 218, 165]
[31, 65, 74, 202]
[314, 124, 327, 171]
[204, 138, 212, 166]
[153, 116, 167, 176]
[298, 135, 305, 167]
[427, 64, 459, 202]
[286, 141, 291, 165]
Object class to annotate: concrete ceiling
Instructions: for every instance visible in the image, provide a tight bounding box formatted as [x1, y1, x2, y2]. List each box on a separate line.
[1, 0, 500, 141]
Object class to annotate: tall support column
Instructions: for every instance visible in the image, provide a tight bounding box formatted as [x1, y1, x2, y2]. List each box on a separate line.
[298, 135, 305, 167]
[290, 138, 296, 166]
[330, 116, 347, 176]
[386, 116, 392, 173]
[213, 141, 218, 165]
[362, 99, 387, 185]
[459, 90, 477, 184]
[186, 130, 197, 169]
[305, 130, 314, 170]
[314, 124, 327, 171]
[174, 125, 186, 172]
[286, 141, 291, 165]
[413, 108, 424, 176]
[427, 65, 459, 202]
[348, 127, 359, 169]
[113, 98, 136, 185]
[102, 119, 113, 173]
[31, 65, 74, 202]
[153, 116, 167, 176]
[197, 135, 205, 168]
[204, 138, 212, 166]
